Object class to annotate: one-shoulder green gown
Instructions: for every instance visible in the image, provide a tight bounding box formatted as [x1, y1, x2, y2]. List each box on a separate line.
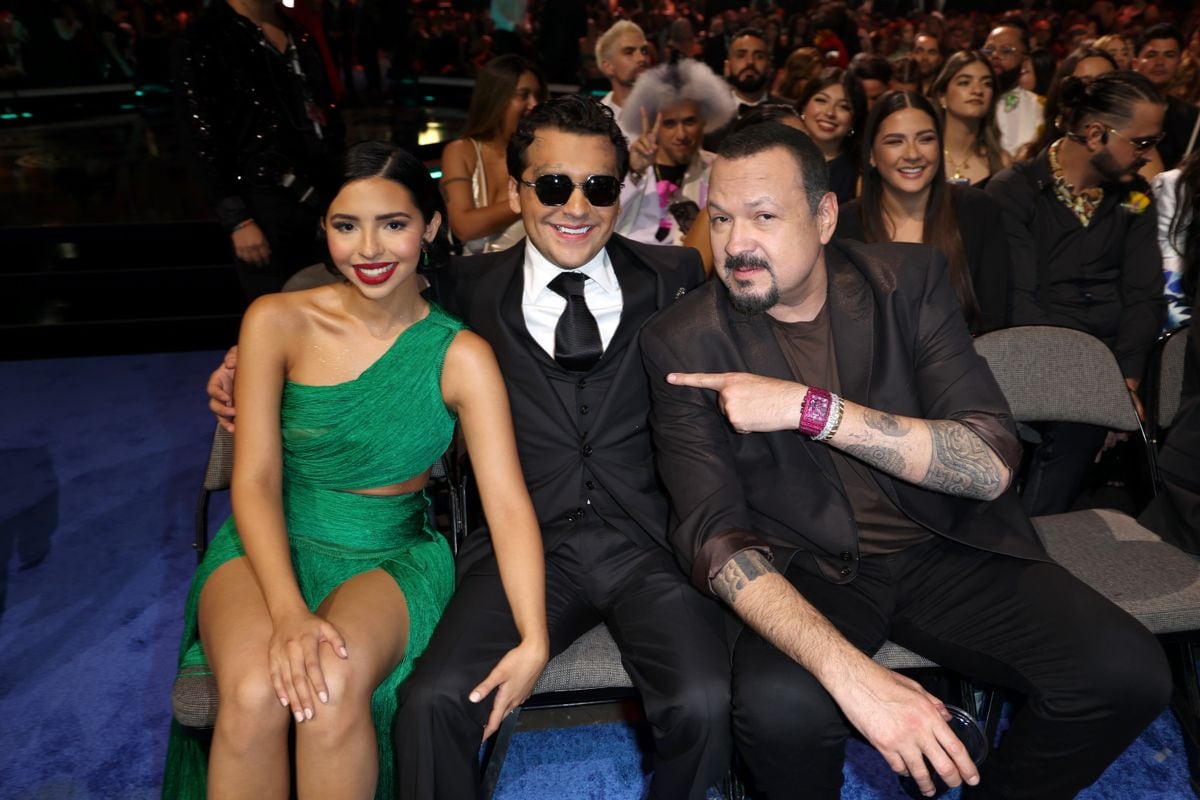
[163, 304, 463, 800]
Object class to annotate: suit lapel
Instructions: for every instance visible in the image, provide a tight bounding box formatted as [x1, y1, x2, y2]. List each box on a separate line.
[826, 245, 875, 407]
[603, 238, 656, 360]
[826, 243, 907, 507]
[488, 244, 575, 425]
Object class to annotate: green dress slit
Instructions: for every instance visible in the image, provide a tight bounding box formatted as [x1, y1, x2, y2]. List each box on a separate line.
[163, 304, 463, 799]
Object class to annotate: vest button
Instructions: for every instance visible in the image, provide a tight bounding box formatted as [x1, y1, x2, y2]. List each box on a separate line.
[580, 404, 590, 414]
[840, 566, 852, 577]
[577, 379, 587, 389]
[582, 444, 593, 456]
[586, 480, 596, 490]
[840, 551, 853, 561]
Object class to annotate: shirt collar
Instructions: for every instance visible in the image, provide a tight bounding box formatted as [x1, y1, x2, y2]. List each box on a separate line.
[523, 240, 617, 301]
[733, 88, 770, 106]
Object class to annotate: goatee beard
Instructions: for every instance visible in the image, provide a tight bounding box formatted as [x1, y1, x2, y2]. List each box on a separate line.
[724, 254, 779, 315]
[731, 72, 768, 95]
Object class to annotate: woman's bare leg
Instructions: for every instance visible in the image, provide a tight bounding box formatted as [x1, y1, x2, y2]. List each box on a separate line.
[198, 556, 291, 800]
[294, 568, 410, 799]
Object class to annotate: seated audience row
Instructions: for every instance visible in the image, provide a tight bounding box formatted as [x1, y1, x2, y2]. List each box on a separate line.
[186, 93, 1182, 800]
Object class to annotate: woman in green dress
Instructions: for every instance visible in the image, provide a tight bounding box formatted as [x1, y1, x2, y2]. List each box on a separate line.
[164, 141, 548, 799]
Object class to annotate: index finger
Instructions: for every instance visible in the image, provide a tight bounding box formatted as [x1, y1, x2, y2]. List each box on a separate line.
[666, 372, 728, 390]
[640, 105, 649, 133]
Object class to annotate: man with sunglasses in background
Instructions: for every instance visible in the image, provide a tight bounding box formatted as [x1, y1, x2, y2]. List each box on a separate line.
[987, 71, 1167, 516]
[983, 20, 1044, 159]
[210, 95, 733, 799]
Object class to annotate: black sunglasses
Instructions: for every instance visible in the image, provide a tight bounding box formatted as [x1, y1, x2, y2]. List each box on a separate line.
[519, 174, 623, 207]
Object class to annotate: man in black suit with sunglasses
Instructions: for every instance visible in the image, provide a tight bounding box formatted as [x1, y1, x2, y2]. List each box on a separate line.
[399, 95, 733, 800]
[211, 95, 732, 799]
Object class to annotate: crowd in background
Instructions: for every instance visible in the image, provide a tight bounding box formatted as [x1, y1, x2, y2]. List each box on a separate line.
[3, 1, 1198, 104]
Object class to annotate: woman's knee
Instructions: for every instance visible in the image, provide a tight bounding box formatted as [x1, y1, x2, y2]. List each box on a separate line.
[215, 668, 290, 747]
[296, 655, 378, 744]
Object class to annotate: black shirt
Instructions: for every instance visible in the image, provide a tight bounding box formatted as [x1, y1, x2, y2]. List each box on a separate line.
[985, 149, 1165, 379]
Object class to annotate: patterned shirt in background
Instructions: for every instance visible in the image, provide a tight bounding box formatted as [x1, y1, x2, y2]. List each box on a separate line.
[1151, 168, 1194, 331]
[1048, 139, 1105, 227]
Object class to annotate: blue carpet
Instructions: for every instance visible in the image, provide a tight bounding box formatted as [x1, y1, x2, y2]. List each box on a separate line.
[0, 351, 1195, 799]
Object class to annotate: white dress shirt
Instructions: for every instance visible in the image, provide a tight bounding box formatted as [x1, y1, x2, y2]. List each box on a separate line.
[522, 241, 624, 359]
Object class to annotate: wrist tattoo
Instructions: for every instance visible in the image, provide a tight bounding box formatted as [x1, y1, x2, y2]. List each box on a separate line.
[713, 549, 774, 605]
[923, 422, 1002, 500]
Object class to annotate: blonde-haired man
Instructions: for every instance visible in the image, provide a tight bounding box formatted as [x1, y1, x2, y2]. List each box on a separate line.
[596, 19, 650, 126]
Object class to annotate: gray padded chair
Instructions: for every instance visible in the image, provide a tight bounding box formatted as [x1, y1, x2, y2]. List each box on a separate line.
[1146, 326, 1190, 448]
[973, 325, 1200, 786]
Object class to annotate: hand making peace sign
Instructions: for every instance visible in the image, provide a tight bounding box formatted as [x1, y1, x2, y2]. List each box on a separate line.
[628, 107, 663, 177]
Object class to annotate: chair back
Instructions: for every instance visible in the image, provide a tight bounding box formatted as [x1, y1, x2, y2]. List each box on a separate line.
[1152, 326, 1190, 433]
[281, 263, 338, 292]
[972, 326, 1141, 432]
[203, 424, 233, 492]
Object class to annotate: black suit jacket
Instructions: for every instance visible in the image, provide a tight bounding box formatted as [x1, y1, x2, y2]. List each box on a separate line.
[440, 234, 705, 557]
[641, 239, 1048, 594]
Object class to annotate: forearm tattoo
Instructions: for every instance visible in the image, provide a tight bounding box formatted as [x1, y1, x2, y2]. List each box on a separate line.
[713, 549, 774, 606]
[843, 443, 907, 475]
[922, 421, 1003, 500]
[863, 409, 911, 437]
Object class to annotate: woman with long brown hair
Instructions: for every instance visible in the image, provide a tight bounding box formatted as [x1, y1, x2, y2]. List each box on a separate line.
[836, 90, 1010, 333]
[439, 54, 546, 255]
[930, 51, 1010, 187]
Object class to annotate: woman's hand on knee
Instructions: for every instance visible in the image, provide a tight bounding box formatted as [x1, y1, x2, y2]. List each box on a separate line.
[469, 638, 549, 741]
[267, 609, 349, 724]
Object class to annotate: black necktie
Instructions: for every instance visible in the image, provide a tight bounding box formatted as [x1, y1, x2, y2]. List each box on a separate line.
[548, 271, 603, 372]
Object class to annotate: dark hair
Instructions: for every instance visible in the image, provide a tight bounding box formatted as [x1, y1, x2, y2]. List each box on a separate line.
[796, 67, 867, 162]
[778, 47, 824, 101]
[858, 91, 979, 330]
[1019, 47, 1117, 159]
[1027, 47, 1057, 96]
[732, 103, 802, 133]
[506, 94, 631, 182]
[929, 51, 1006, 175]
[717, 121, 829, 213]
[730, 27, 768, 50]
[1171, 151, 1200, 303]
[1059, 70, 1164, 135]
[1135, 23, 1185, 56]
[992, 20, 1031, 54]
[462, 54, 546, 142]
[849, 53, 894, 84]
[326, 141, 450, 272]
[890, 57, 922, 88]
